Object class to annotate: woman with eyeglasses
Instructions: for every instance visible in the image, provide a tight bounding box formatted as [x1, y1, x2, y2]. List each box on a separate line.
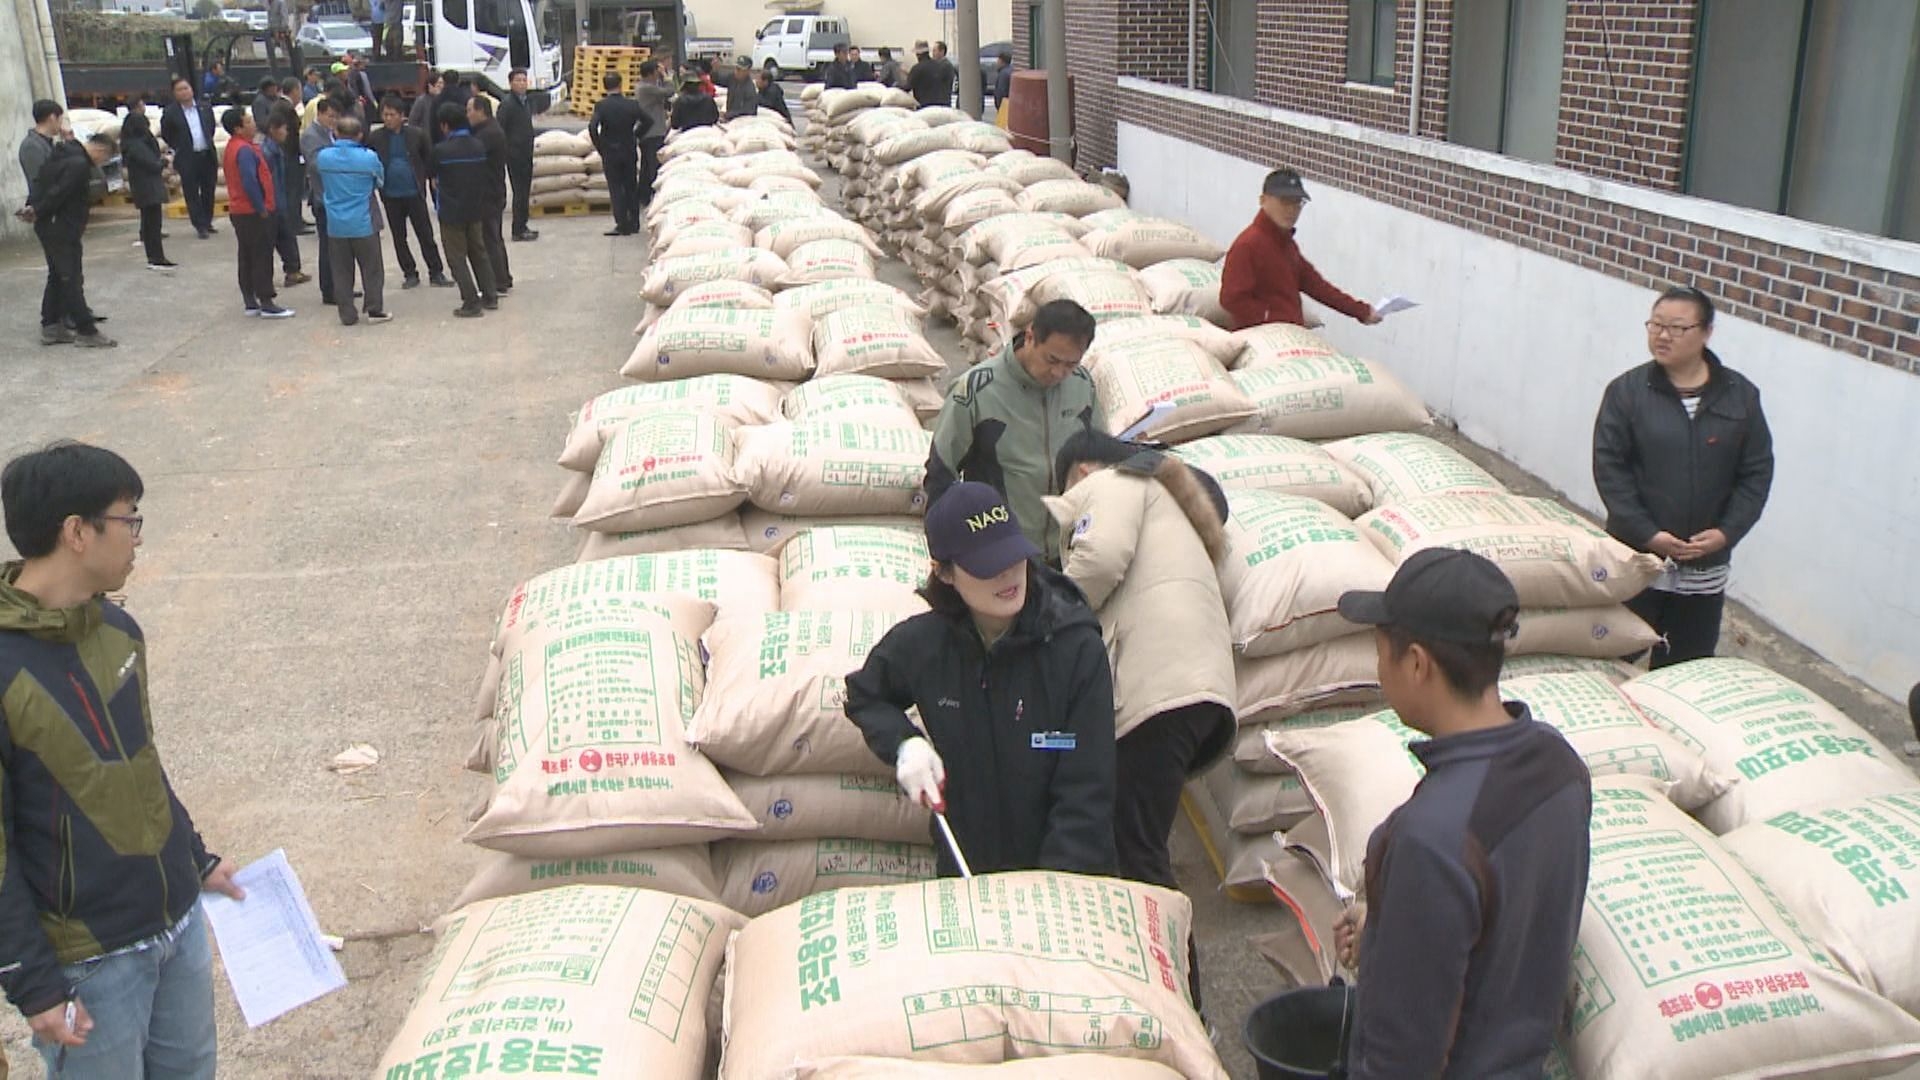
[1592, 285, 1775, 668]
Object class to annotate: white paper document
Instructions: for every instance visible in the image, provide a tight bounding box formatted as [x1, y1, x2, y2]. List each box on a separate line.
[1372, 294, 1420, 317]
[200, 849, 347, 1028]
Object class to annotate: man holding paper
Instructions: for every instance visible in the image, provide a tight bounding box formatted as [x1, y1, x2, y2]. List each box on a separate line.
[0, 443, 244, 1079]
[1220, 167, 1383, 331]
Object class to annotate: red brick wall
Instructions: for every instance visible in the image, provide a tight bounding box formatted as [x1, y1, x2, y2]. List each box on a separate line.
[1115, 84, 1920, 373]
[1556, 2, 1696, 189]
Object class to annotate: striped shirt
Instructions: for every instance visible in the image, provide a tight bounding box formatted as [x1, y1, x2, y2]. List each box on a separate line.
[1651, 385, 1728, 595]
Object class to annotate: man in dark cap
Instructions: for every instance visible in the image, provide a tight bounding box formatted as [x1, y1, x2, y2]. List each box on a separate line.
[1220, 166, 1380, 330]
[670, 74, 720, 131]
[724, 57, 762, 120]
[1332, 550, 1592, 1079]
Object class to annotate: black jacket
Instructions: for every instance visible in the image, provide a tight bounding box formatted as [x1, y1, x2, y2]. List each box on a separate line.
[1592, 350, 1774, 568]
[845, 564, 1117, 878]
[471, 117, 510, 208]
[0, 569, 216, 1018]
[119, 128, 170, 208]
[724, 76, 761, 119]
[497, 91, 536, 163]
[588, 92, 651, 159]
[426, 127, 492, 225]
[26, 141, 95, 231]
[159, 100, 218, 158]
[909, 56, 955, 107]
[850, 59, 875, 83]
[758, 80, 791, 123]
[822, 60, 857, 90]
[365, 122, 432, 197]
[669, 91, 720, 132]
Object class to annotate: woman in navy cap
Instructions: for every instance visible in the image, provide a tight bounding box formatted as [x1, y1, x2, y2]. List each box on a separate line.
[845, 481, 1118, 878]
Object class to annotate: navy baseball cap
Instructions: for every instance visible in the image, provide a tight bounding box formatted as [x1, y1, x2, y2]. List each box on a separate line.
[1338, 548, 1520, 645]
[925, 482, 1040, 578]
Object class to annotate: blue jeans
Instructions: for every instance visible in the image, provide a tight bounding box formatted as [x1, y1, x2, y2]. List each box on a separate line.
[35, 908, 217, 1079]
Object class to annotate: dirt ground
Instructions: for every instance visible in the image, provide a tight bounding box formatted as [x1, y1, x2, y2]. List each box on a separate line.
[1, 124, 1912, 1080]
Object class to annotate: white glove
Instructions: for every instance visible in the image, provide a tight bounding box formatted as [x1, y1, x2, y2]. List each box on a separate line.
[896, 737, 947, 812]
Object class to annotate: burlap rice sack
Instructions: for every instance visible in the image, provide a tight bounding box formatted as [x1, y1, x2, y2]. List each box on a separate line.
[1173, 435, 1371, 517]
[1500, 653, 1641, 684]
[1357, 494, 1661, 608]
[1084, 314, 1238, 365]
[735, 420, 932, 517]
[1558, 777, 1920, 1080]
[758, 217, 884, 259]
[1232, 704, 1380, 774]
[377, 886, 744, 1080]
[576, 517, 752, 562]
[1080, 219, 1224, 269]
[639, 247, 791, 305]
[451, 846, 721, 908]
[1089, 339, 1256, 444]
[793, 1057, 1186, 1078]
[1229, 323, 1339, 368]
[474, 588, 716, 727]
[491, 551, 778, 658]
[1321, 432, 1506, 508]
[1229, 356, 1429, 440]
[622, 306, 815, 382]
[1621, 658, 1920, 834]
[1265, 715, 1425, 892]
[782, 239, 879, 287]
[1720, 790, 1920, 1014]
[778, 526, 932, 612]
[559, 376, 785, 471]
[719, 872, 1227, 1079]
[777, 279, 930, 321]
[714, 838, 937, 917]
[689, 609, 910, 776]
[726, 772, 930, 843]
[659, 219, 758, 260]
[740, 510, 922, 556]
[1217, 490, 1393, 656]
[1138, 259, 1230, 325]
[782, 375, 923, 424]
[810, 306, 944, 380]
[466, 615, 759, 856]
[573, 413, 747, 533]
[634, 280, 776, 335]
[1015, 179, 1129, 215]
[1023, 271, 1154, 326]
[1508, 605, 1658, 658]
[1499, 671, 1733, 809]
[1234, 635, 1383, 725]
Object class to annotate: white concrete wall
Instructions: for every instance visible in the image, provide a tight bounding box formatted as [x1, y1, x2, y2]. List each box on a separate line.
[1119, 112, 1920, 703]
[3, 0, 63, 244]
[686, 0, 1013, 64]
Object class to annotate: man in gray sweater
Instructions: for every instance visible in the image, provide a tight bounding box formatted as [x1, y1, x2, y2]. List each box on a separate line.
[302, 95, 344, 304]
[633, 59, 671, 205]
[1334, 550, 1592, 1079]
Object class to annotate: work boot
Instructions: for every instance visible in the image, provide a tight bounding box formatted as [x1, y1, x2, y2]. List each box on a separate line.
[40, 324, 75, 345]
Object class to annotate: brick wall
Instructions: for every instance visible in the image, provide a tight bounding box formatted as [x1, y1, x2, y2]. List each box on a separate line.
[1556, 2, 1696, 189]
[1018, 0, 1199, 171]
[1116, 83, 1920, 373]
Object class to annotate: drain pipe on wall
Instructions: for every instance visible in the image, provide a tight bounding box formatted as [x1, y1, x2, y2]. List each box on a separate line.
[28, 0, 66, 103]
[1407, 0, 1425, 135]
[1187, 0, 1197, 89]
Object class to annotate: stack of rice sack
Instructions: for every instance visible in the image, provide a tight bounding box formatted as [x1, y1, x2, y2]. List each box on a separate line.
[688, 517, 942, 915]
[1175, 411, 1667, 898]
[458, 549, 782, 909]
[1255, 660, 1920, 1078]
[529, 129, 594, 209]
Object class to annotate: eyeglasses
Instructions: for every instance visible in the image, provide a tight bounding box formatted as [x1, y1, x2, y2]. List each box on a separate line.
[98, 514, 144, 538]
[1645, 320, 1701, 338]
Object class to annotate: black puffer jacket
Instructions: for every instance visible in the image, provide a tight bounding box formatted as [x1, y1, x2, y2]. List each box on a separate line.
[1592, 350, 1774, 568]
[845, 563, 1116, 878]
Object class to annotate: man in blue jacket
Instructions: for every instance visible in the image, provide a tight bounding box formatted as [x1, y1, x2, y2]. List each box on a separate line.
[315, 114, 390, 325]
[1333, 550, 1592, 1079]
[1, 442, 245, 1078]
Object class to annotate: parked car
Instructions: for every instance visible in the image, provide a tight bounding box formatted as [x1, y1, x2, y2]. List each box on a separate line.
[218, 8, 249, 23]
[297, 18, 375, 56]
[244, 9, 270, 31]
[751, 14, 851, 80]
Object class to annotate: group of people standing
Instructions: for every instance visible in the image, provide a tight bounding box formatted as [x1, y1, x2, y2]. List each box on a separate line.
[851, 164, 1775, 1074]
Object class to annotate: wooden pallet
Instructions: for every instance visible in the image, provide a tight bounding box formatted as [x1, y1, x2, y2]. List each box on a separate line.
[528, 200, 611, 217]
[164, 199, 229, 220]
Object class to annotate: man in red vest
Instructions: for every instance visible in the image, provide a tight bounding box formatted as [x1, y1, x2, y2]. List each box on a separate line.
[1220, 167, 1379, 331]
[221, 108, 295, 318]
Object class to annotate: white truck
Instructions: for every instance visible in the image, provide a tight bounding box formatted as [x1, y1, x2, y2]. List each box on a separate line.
[751, 13, 852, 80]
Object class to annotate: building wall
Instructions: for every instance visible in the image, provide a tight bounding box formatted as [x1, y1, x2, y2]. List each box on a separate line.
[2, 0, 64, 245]
[1556, 1, 1695, 189]
[686, 0, 1013, 66]
[1119, 107, 1920, 700]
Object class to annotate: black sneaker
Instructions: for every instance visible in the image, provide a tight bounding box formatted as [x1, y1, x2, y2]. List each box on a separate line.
[513, 230, 539, 241]
[258, 305, 296, 319]
[430, 273, 455, 288]
[481, 297, 499, 310]
[365, 311, 393, 324]
[454, 304, 484, 318]
[402, 275, 421, 290]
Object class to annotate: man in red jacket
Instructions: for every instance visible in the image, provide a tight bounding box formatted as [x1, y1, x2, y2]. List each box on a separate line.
[222, 108, 295, 318]
[1220, 167, 1380, 331]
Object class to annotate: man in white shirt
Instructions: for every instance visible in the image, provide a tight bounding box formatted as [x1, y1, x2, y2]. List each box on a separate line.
[160, 77, 220, 238]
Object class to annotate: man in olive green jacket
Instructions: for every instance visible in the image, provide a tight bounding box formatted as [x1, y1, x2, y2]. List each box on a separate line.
[925, 300, 1100, 560]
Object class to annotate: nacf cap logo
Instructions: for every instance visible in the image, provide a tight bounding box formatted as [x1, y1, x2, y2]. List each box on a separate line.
[965, 505, 1010, 532]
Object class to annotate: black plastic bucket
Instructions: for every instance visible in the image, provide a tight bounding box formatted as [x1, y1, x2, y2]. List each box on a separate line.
[1242, 984, 1355, 1080]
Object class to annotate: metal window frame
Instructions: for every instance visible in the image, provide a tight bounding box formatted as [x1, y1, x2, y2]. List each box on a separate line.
[1348, 0, 1397, 87]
